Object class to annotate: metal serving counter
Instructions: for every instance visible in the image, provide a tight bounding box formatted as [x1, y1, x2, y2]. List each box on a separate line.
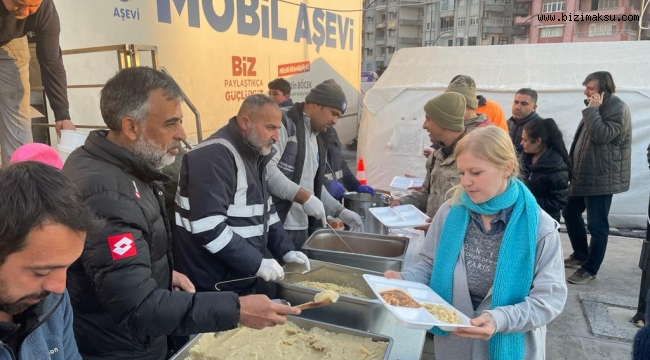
[170, 229, 428, 360]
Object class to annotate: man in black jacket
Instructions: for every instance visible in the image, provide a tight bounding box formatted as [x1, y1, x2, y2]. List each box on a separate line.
[63, 67, 299, 360]
[564, 71, 632, 285]
[175, 94, 308, 295]
[507, 88, 542, 155]
[0, 0, 75, 165]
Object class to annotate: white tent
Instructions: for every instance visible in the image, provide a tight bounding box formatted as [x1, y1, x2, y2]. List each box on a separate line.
[358, 42, 650, 229]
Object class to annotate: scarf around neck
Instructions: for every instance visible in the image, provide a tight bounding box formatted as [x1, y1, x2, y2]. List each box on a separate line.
[429, 178, 538, 360]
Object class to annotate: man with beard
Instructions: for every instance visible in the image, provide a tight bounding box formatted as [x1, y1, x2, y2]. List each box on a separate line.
[62, 68, 300, 360]
[0, 161, 101, 359]
[507, 88, 542, 155]
[268, 79, 364, 249]
[174, 94, 307, 295]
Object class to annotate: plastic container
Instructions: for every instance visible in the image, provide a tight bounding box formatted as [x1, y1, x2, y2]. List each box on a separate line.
[390, 176, 424, 191]
[369, 204, 429, 228]
[59, 130, 88, 149]
[363, 274, 474, 331]
[57, 130, 88, 164]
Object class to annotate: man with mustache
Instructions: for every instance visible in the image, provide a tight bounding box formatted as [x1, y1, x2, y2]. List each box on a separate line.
[62, 68, 299, 360]
[174, 94, 307, 295]
[507, 88, 542, 155]
[0, 161, 101, 359]
[0, 0, 76, 166]
[267, 79, 364, 249]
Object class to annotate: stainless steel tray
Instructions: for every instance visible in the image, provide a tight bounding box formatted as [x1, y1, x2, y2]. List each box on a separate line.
[303, 229, 410, 272]
[276, 260, 387, 331]
[170, 315, 393, 360]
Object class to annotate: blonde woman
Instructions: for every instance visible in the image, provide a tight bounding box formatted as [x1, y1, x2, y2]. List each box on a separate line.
[385, 126, 567, 359]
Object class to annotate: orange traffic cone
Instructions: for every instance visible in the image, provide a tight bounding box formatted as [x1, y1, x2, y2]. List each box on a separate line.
[356, 158, 367, 185]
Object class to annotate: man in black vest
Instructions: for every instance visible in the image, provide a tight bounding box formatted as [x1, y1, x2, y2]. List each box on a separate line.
[267, 80, 364, 249]
[174, 94, 309, 295]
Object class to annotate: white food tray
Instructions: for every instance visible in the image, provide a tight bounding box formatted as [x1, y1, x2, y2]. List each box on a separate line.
[369, 205, 429, 228]
[390, 176, 424, 190]
[363, 274, 474, 331]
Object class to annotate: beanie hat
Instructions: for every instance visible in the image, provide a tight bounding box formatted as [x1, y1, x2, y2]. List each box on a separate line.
[305, 79, 347, 114]
[10, 143, 64, 170]
[423, 92, 466, 132]
[446, 75, 478, 109]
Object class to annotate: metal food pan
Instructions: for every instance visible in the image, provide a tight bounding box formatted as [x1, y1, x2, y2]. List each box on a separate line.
[276, 260, 387, 331]
[303, 229, 410, 272]
[170, 315, 393, 360]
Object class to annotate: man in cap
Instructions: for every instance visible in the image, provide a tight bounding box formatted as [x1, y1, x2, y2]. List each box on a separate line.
[267, 79, 364, 249]
[392, 92, 467, 219]
[394, 76, 492, 219]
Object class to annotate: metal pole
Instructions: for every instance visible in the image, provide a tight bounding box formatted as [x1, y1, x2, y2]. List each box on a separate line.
[639, 0, 646, 41]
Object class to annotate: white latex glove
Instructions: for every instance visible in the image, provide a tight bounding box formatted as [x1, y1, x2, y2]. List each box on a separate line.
[302, 195, 327, 227]
[340, 209, 364, 233]
[255, 259, 284, 281]
[282, 251, 311, 272]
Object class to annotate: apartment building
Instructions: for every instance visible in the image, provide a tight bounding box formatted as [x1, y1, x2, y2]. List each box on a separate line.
[513, 0, 645, 43]
[362, 0, 427, 71]
[422, 0, 529, 47]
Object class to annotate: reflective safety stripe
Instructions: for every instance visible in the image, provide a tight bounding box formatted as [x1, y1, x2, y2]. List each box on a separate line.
[324, 170, 343, 181]
[175, 189, 190, 211]
[203, 226, 234, 253]
[227, 204, 265, 217]
[176, 212, 226, 234]
[269, 212, 281, 226]
[191, 138, 249, 206]
[231, 224, 265, 238]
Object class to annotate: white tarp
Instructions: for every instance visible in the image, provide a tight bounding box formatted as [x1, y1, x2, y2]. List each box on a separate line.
[358, 42, 650, 229]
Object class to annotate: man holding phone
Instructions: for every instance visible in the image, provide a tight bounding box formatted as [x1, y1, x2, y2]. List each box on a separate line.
[563, 71, 632, 285]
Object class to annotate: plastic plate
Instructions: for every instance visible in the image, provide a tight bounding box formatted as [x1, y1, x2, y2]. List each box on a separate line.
[363, 274, 474, 331]
[390, 176, 424, 191]
[369, 205, 429, 228]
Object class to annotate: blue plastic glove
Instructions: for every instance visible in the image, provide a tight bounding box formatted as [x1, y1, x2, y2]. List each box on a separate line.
[356, 185, 376, 196]
[327, 180, 346, 200]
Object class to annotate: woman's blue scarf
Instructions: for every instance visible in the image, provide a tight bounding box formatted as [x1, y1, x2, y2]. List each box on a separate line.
[429, 178, 538, 360]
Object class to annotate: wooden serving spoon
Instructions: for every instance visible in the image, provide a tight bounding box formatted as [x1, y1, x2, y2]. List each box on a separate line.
[293, 298, 334, 310]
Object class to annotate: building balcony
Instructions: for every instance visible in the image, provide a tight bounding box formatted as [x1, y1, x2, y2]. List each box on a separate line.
[513, 4, 529, 15]
[400, 19, 424, 26]
[376, 22, 387, 29]
[511, 25, 528, 36]
[573, 29, 636, 41]
[376, 37, 386, 45]
[440, 26, 454, 33]
[387, 37, 398, 46]
[485, 4, 507, 13]
[483, 26, 507, 34]
[482, 18, 512, 31]
[399, 36, 422, 44]
[364, 39, 376, 47]
[387, 19, 398, 29]
[576, 6, 638, 19]
[514, 15, 534, 25]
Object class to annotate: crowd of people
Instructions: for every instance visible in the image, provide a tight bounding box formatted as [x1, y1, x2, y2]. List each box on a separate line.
[0, 1, 647, 359]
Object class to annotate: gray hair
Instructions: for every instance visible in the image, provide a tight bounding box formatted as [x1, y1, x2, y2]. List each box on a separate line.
[237, 94, 279, 118]
[100, 67, 182, 131]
